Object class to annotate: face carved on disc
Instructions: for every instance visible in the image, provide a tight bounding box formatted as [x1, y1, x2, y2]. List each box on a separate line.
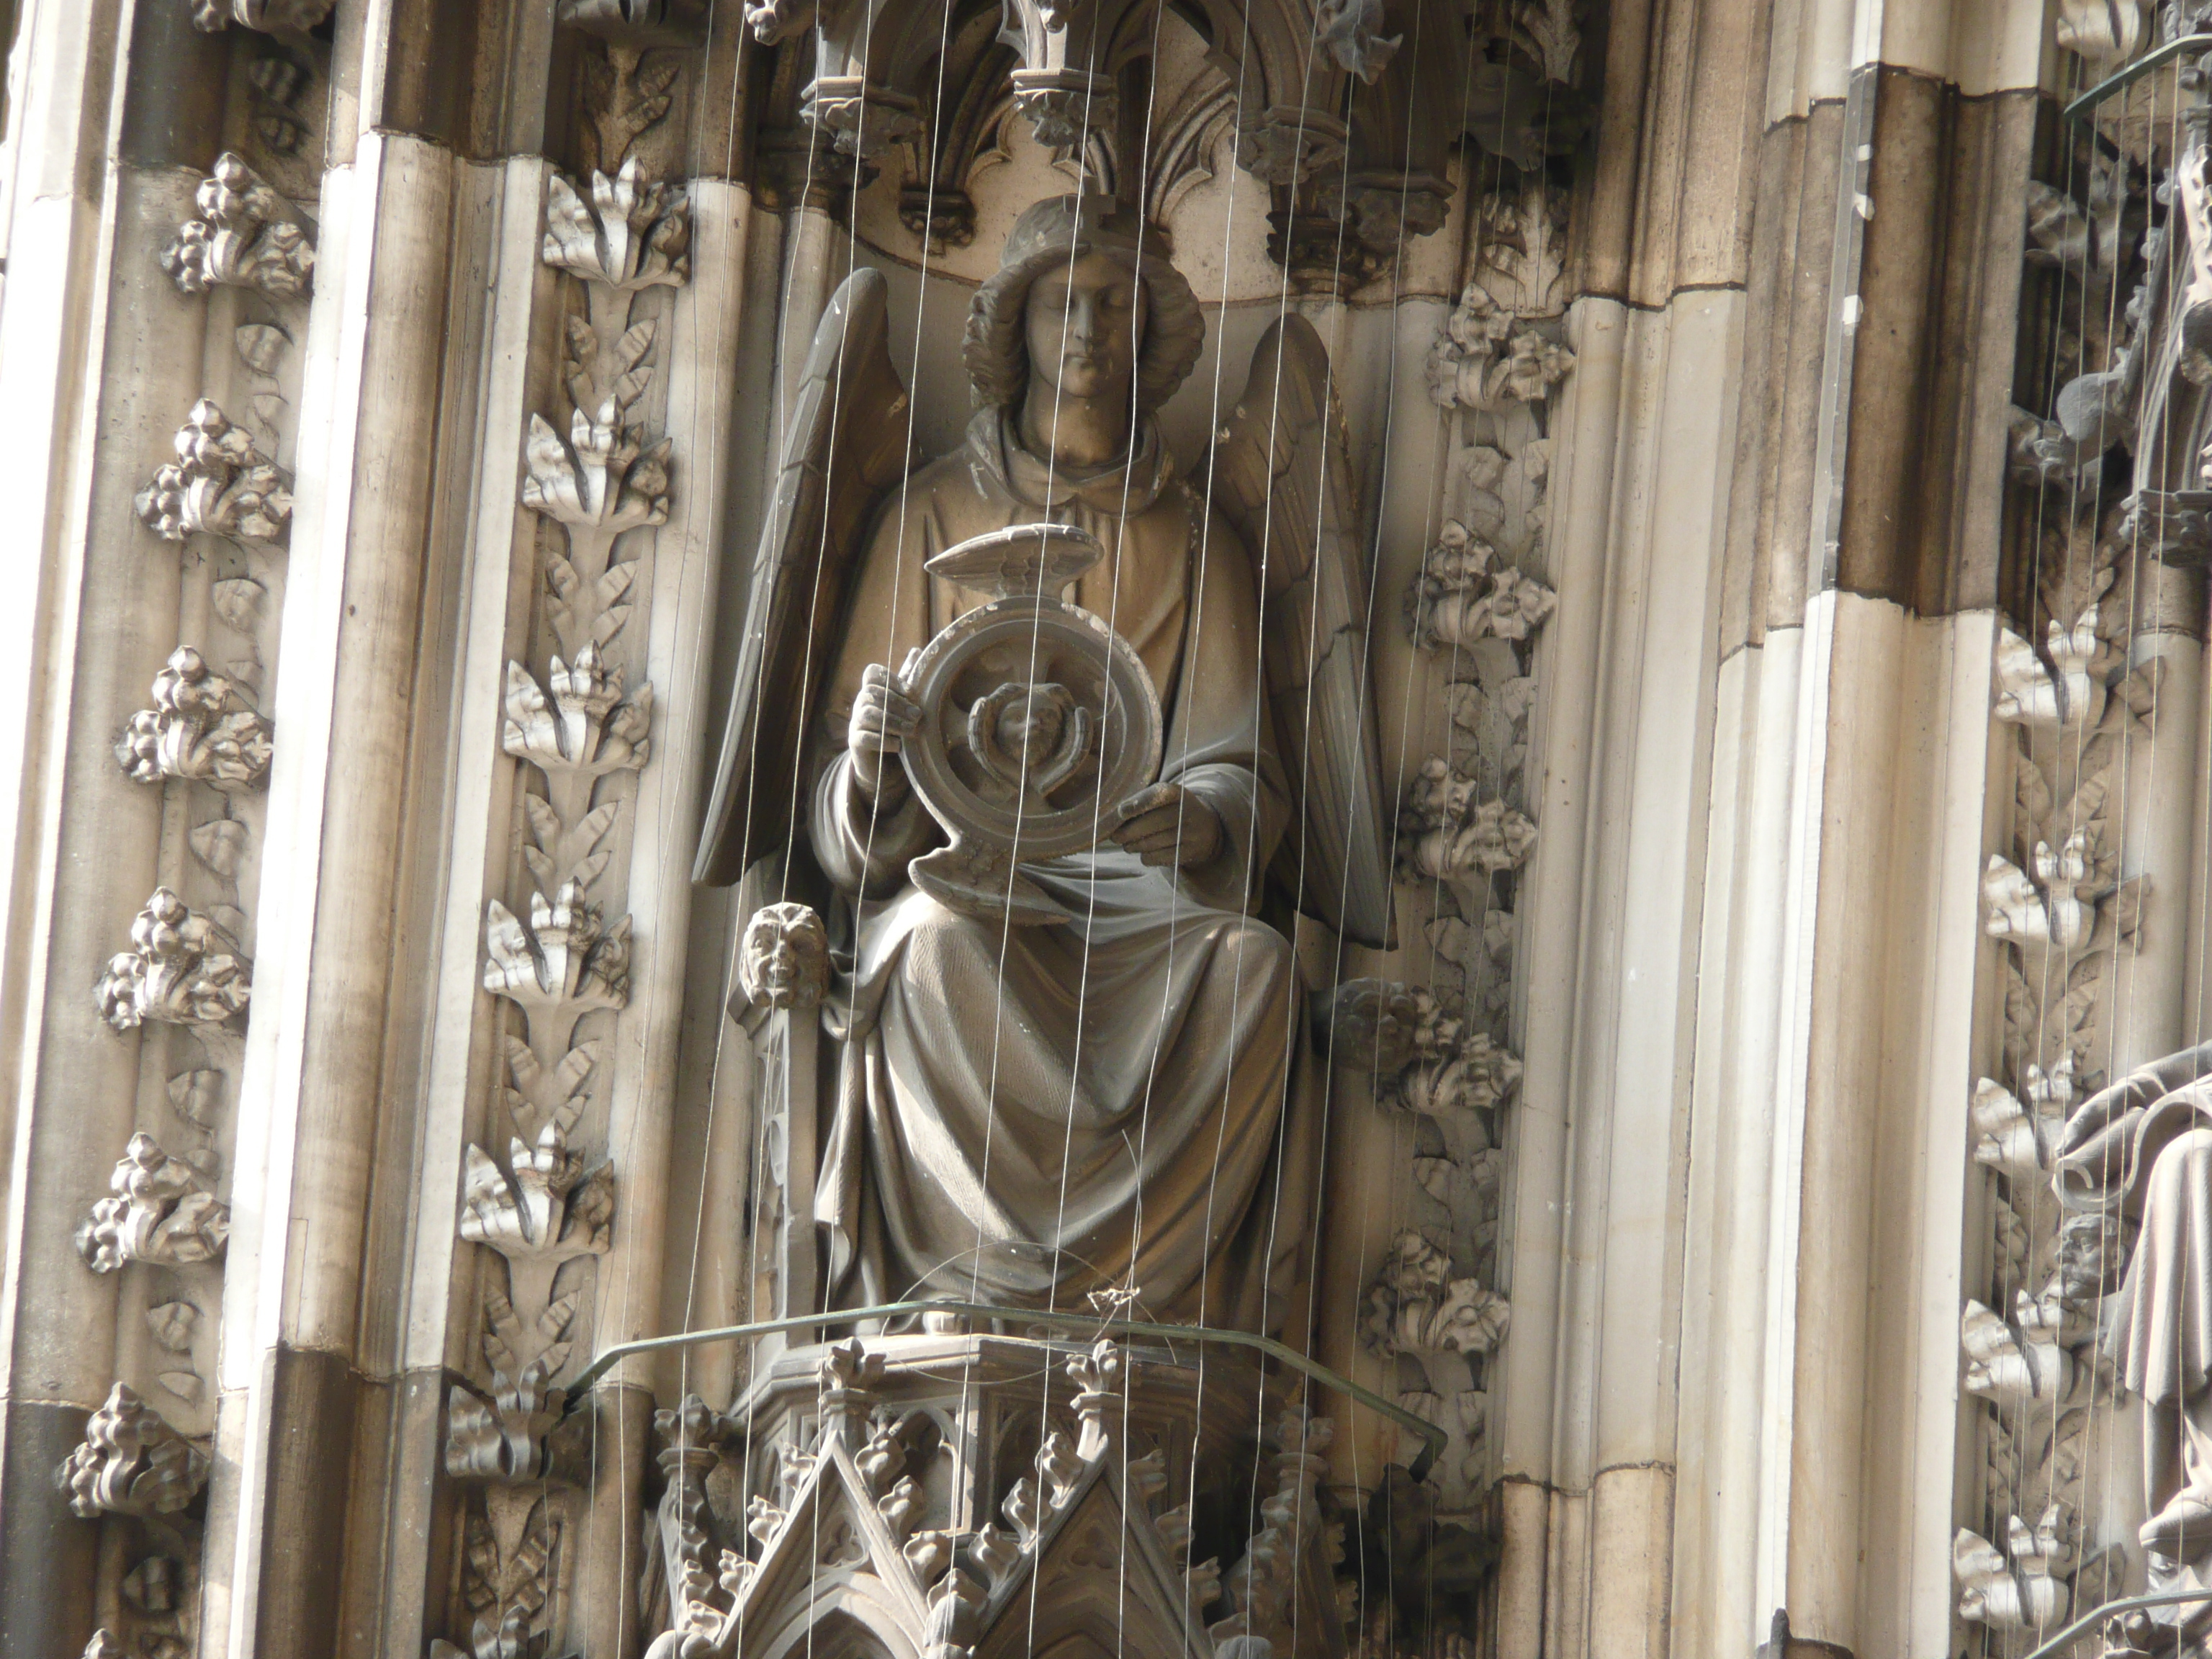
[968, 680, 1092, 799]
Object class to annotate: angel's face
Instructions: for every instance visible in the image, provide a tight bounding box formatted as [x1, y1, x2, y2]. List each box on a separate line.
[1025, 251, 1146, 404]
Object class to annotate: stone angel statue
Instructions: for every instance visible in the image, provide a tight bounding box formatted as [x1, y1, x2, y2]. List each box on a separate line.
[693, 194, 1392, 1336]
[2058, 1039, 2212, 1614]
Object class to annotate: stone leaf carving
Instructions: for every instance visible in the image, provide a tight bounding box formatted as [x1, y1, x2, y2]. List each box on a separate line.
[482, 881, 630, 1024]
[543, 160, 691, 292]
[446, 1363, 568, 1485]
[1323, 979, 1522, 1125]
[737, 902, 829, 1011]
[159, 154, 313, 299]
[1397, 758, 1538, 887]
[1992, 613, 2103, 729]
[1469, 185, 1570, 322]
[447, 1290, 580, 1486]
[2054, 0, 2143, 60]
[521, 405, 671, 534]
[135, 398, 294, 545]
[1961, 1298, 2075, 1404]
[1982, 835, 2125, 952]
[60, 1383, 210, 1517]
[96, 889, 251, 1031]
[1406, 521, 1557, 652]
[1954, 1505, 2073, 1629]
[1429, 285, 1574, 411]
[116, 647, 274, 788]
[1398, 1387, 1488, 1510]
[1362, 1230, 1511, 1359]
[459, 1123, 614, 1272]
[1968, 1076, 2066, 1177]
[1010, 73, 1115, 158]
[442, 1450, 562, 1659]
[518, 796, 623, 903]
[501, 650, 652, 785]
[75, 1133, 230, 1273]
[1314, 0, 1401, 81]
[1514, 0, 1581, 84]
[189, 0, 333, 30]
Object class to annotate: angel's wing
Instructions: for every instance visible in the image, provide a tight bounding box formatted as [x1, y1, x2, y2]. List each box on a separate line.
[693, 267, 914, 885]
[1209, 316, 1395, 950]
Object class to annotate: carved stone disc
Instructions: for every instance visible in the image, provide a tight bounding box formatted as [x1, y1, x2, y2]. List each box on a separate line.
[898, 526, 1162, 922]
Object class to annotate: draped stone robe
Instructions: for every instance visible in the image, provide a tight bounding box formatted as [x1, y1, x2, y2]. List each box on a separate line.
[2063, 1039, 2212, 1611]
[806, 410, 1318, 1335]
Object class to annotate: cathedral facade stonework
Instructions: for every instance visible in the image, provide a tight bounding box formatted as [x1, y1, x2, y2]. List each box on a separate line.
[0, 0, 2177, 1656]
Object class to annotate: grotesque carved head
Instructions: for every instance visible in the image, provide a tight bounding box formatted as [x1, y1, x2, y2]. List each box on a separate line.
[737, 902, 830, 1011]
[963, 194, 1203, 414]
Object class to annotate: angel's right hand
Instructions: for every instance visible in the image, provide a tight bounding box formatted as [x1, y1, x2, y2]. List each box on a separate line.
[848, 663, 922, 796]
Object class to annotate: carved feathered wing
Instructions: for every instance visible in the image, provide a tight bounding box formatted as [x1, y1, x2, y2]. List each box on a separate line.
[694, 267, 914, 885]
[1209, 316, 1395, 949]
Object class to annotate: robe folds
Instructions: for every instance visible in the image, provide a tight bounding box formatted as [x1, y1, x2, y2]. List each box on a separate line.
[805, 410, 1321, 1336]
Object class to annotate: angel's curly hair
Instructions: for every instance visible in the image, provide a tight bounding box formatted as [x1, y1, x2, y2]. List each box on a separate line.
[963, 194, 1205, 413]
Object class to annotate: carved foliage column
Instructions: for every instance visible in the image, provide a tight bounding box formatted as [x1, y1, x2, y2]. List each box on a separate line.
[1319, 167, 1573, 1652]
[64, 140, 318, 1659]
[436, 122, 691, 1659]
[1947, 6, 2193, 1637]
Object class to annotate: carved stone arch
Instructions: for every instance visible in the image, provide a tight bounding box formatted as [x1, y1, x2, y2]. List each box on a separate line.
[1143, 61, 1238, 225]
[899, 4, 1021, 243]
[1166, 0, 1341, 130]
[972, 1479, 1194, 1659]
[755, 1599, 919, 1659]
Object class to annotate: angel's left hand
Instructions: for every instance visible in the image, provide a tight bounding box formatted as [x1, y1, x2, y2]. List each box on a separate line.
[1109, 783, 1225, 868]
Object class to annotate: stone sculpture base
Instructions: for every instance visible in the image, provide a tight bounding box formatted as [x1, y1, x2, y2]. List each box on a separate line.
[647, 1328, 1352, 1659]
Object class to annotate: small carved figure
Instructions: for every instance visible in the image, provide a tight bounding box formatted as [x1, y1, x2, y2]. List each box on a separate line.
[736, 902, 829, 1011]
